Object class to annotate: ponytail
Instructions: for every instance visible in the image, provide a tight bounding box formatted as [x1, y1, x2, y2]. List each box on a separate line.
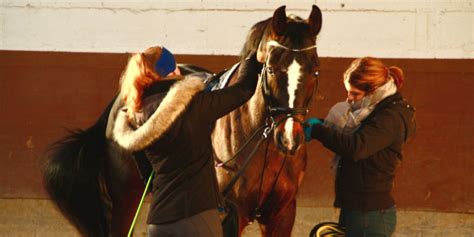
[388, 66, 404, 89]
[119, 53, 160, 121]
[345, 57, 406, 92]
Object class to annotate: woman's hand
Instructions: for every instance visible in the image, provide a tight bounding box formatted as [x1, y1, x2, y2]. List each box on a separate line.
[304, 118, 323, 141]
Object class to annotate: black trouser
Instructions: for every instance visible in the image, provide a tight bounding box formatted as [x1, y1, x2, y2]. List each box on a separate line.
[148, 209, 223, 237]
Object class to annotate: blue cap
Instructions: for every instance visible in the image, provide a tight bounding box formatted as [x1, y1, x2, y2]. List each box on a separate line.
[154, 47, 176, 77]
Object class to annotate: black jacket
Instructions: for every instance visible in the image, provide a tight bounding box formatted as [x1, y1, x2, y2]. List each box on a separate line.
[311, 93, 416, 211]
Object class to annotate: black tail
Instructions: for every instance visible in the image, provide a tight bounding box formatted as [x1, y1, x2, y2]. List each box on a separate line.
[42, 100, 115, 237]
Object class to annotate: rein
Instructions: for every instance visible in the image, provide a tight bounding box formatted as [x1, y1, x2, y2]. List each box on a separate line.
[219, 121, 273, 198]
[219, 113, 296, 197]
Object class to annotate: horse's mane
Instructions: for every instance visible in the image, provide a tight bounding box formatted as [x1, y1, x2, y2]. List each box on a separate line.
[239, 18, 271, 60]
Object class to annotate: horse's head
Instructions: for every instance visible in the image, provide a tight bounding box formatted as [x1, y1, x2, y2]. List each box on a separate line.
[250, 5, 322, 155]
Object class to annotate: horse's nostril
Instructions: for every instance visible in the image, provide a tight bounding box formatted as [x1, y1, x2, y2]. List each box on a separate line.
[294, 134, 301, 146]
[275, 133, 291, 155]
[278, 133, 286, 145]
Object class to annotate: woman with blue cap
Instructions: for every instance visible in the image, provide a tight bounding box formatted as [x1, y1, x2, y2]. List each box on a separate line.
[110, 45, 261, 237]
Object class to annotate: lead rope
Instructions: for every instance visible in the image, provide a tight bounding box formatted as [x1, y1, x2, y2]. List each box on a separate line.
[127, 171, 154, 237]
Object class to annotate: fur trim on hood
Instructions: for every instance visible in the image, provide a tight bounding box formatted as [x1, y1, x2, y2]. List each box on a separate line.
[113, 76, 205, 151]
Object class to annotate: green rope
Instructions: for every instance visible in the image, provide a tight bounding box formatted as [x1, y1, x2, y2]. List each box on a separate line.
[127, 171, 154, 237]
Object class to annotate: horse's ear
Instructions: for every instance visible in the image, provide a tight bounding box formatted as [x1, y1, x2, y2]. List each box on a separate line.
[272, 5, 287, 36]
[308, 5, 322, 36]
[257, 5, 287, 63]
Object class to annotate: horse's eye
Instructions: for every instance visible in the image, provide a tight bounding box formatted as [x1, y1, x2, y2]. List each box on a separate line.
[266, 67, 275, 75]
[313, 71, 320, 78]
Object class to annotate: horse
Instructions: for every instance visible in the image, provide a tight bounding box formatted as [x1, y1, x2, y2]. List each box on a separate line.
[42, 5, 322, 237]
[212, 5, 322, 237]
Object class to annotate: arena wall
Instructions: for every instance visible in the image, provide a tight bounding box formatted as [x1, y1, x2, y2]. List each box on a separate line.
[1, 1, 472, 58]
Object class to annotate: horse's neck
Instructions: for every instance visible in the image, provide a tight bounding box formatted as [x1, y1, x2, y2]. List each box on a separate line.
[212, 76, 266, 160]
[238, 79, 267, 134]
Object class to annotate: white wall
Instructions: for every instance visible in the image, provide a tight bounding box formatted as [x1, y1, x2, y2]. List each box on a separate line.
[1, 0, 472, 58]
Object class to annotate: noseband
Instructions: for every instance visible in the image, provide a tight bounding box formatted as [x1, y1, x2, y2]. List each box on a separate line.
[261, 40, 319, 123]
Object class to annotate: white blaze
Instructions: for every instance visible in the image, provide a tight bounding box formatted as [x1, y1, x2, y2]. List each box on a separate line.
[284, 60, 302, 148]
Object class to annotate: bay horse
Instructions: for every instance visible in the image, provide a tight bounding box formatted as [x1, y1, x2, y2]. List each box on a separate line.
[213, 5, 322, 237]
[41, 5, 322, 237]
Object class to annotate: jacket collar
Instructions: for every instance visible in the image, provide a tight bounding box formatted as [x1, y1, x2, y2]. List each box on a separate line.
[360, 92, 403, 124]
[113, 76, 205, 151]
[373, 92, 403, 112]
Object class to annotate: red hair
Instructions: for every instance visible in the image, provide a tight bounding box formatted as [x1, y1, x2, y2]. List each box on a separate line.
[119, 52, 161, 120]
[344, 57, 404, 93]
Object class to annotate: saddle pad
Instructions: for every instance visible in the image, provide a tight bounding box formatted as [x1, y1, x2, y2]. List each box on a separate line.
[208, 62, 241, 91]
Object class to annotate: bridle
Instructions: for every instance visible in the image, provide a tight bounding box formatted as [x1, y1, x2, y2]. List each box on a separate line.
[261, 40, 320, 124]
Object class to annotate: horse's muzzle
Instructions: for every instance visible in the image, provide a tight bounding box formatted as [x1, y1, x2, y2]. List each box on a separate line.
[275, 128, 303, 155]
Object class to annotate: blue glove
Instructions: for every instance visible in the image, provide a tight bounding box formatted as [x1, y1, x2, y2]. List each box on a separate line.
[304, 118, 323, 141]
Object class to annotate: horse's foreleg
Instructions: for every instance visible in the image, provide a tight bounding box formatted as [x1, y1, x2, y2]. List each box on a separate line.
[110, 188, 142, 237]
[259, 199, 296, 237]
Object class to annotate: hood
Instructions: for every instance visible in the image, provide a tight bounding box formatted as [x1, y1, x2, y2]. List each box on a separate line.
[112, 76, 205, 151]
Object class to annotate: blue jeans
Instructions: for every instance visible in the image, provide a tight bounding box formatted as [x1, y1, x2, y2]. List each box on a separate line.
[339, 206, 396, 237]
